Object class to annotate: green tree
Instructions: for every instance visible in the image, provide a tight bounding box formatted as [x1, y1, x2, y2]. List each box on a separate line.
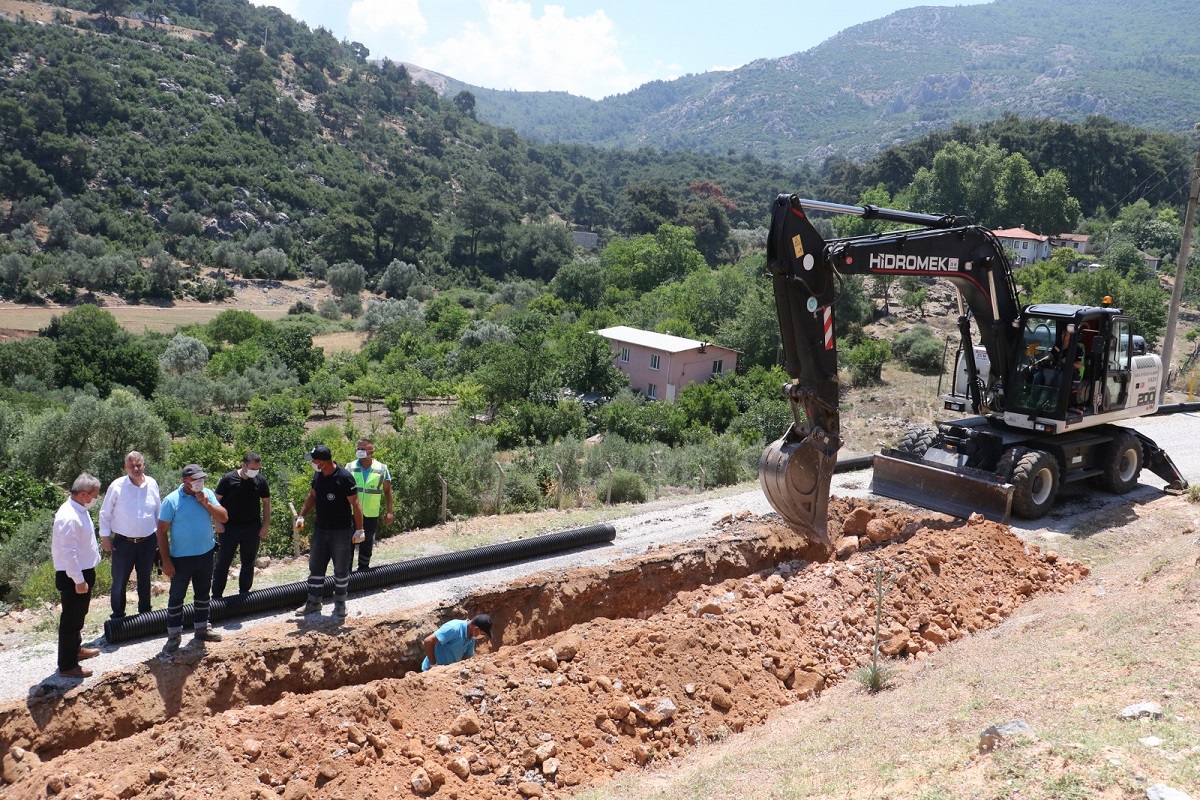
[158, 333, 210, 376]
[907, 142, 1080, 233]
[14, 390, 169, 484]
[305, 370, 347, 417]
[328, 261, 366, 297]
[676, 380, 738, 433]
[42, 305, 159, 398]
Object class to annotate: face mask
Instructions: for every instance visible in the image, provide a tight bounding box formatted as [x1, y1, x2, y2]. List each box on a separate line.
[84, 497, 97, 509]
[313, 462, 323, 472]
[190, 479, 205, 493]
[355, 450, 368, 460]
[243, 468, 260, 478]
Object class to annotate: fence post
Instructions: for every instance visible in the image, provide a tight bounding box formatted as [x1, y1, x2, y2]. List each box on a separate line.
[606, 461, 614, 505]
[651, 451, 661, 499]
[697, 465, 706, 492]
[494, 461, 505, 514]
[556, 463, 564, 510]
[438, 474, 448, 524]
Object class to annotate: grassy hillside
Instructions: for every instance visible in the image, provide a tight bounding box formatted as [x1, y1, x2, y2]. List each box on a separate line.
[437, 0, 1200, 165]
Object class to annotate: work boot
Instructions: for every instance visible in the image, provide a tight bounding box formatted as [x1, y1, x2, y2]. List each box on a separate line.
[163, 633, 182, 654]
[295, 601, 321, 617]
[333, 600, 347, 618]
[78, 646, 101, 660]
[194, 627, 223, 643]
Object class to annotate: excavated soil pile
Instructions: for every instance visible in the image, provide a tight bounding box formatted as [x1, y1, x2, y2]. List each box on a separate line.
[1, 503, 1088, 800]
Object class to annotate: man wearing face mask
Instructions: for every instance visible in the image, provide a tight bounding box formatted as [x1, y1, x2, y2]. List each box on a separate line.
[212, 451, 272, 598]
[156, 464, 228, 653]
[346, 438, 393, 571]
[52, 473, 102, 679]
[98, 451, 161, 620]
[294, 445, 363, 619]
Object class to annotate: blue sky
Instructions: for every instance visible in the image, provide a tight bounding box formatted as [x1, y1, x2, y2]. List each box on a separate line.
[250, 0, 990, 100]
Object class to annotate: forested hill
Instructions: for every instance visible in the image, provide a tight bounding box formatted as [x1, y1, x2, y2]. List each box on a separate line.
[431, 0, 1200, 165]
[0, 0, 1194, 308]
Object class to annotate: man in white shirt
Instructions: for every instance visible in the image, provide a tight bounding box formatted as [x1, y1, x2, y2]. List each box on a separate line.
[98, 451, 161, 619]
[52, 473, 102, 679]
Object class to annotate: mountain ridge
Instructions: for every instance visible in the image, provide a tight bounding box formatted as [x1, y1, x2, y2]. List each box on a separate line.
[412, 0, 1200, 165]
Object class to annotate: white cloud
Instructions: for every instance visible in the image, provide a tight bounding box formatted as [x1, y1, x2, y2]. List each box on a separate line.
[386, 1, 649, 100]
[347, 0, 428, 42]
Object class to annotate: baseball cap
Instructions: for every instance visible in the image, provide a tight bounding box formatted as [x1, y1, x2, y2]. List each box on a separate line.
[305, 445, 333, 461]
[181, 464, 207, 479]
[470, 614, 493, 639]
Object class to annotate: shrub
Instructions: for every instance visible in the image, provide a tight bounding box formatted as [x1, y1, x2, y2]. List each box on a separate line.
[844, 339, 892, 386]
[20, 559, 112, 608]
[0, 509, 55, 601]
[0, 469, 60, 544]
[892, 326, 944, 374]
[599, 469, 647, 504]
[503, 471, 543, 512]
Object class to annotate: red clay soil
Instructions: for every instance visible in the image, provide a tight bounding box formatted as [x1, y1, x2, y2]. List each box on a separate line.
[0, 501, 1088, 800]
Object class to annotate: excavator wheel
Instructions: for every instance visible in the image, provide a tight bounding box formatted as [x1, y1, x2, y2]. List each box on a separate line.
[1004, 447, 1059, 519]
[895, 425, 937, 458]
[1094, 429, 1143, 494]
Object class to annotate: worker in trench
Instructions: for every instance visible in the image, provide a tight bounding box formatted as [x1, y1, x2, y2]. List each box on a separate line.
[421, 614, 493, 670]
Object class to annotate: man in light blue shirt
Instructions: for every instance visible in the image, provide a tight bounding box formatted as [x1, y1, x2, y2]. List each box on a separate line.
[421, 614, 493, 671]
[156, 464, 228, 653]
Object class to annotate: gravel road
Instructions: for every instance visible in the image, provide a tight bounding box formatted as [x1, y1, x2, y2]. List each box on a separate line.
[3, 411, 1195, 704]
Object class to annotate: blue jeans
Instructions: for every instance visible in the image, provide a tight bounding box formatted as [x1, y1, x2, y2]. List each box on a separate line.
[166, 549, 215, 635]
[306, 526, 352, 604]
[110, 534, 157, 618]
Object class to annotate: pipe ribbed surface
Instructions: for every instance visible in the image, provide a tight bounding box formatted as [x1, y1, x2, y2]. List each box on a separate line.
[103, 523, 616, 644]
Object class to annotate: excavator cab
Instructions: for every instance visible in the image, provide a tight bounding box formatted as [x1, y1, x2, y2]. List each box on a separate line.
[1006, 305, 1121, 428]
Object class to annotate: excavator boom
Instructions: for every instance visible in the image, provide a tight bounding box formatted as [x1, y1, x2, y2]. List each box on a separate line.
[760, 195, 1021, 549]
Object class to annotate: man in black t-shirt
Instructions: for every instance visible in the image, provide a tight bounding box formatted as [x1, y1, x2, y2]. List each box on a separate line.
[294, 445, 364, 619]
[212, 451, 272, 598]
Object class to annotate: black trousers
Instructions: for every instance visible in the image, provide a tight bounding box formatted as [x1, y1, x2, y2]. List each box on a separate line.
[356, 515, 379, 569]
[57, 568, 95, 672]
[109, 534, 157, 618]
[212, 524, 262, 597]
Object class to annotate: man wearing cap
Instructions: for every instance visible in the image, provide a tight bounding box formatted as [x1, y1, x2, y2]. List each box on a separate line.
[156, 464, 228, 653]
[98, 451, 161, 619]
[347, 438, 392, 571]
[52, 473, 102, 679]
[421, 614, 493, 670]
[212, 451, 272, 598]
[294, 445, 364, 619]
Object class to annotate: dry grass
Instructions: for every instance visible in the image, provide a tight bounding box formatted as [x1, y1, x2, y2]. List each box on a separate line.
[0, 302, 291, 334]
[580, 496, 1200, 800]
[313, 330, 367, 353]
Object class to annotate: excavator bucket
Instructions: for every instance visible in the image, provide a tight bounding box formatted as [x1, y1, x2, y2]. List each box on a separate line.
[759, 424, 837, 551]
[871, 452, 1014, 523]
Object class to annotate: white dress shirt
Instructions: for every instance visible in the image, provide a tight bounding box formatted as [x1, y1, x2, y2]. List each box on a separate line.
[98, 474, 161, 539]
[52, 497, 101, 585]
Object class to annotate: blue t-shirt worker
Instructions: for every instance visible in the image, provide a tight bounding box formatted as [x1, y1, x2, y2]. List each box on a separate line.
[157, 464, 229, 653]
[422, 614, 493, 671]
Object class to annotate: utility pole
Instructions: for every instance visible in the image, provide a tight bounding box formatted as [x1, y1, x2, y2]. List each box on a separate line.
[1159, 123, 1200, 403]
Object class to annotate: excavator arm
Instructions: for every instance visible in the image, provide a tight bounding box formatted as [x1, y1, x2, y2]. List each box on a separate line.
[760, 195, 1022, 549]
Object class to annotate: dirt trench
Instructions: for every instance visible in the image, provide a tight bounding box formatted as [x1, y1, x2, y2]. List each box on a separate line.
[0, 500, 1088, 799]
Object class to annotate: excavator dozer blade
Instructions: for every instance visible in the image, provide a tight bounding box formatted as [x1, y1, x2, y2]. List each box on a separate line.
[759, 428, 837, 551]
[871, 452, 1014, 524]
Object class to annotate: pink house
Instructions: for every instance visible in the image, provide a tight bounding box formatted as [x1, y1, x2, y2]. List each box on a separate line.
[595, 326, 738, 402]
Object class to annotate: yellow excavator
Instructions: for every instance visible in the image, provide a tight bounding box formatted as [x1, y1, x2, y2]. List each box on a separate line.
[759, 195, 1188, 551]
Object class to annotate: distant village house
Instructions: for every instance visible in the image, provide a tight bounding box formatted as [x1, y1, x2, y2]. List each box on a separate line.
[595, 326, 738, 402]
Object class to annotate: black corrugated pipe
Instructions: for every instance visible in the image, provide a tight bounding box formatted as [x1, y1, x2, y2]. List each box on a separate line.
[103, 523, 617, 643]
